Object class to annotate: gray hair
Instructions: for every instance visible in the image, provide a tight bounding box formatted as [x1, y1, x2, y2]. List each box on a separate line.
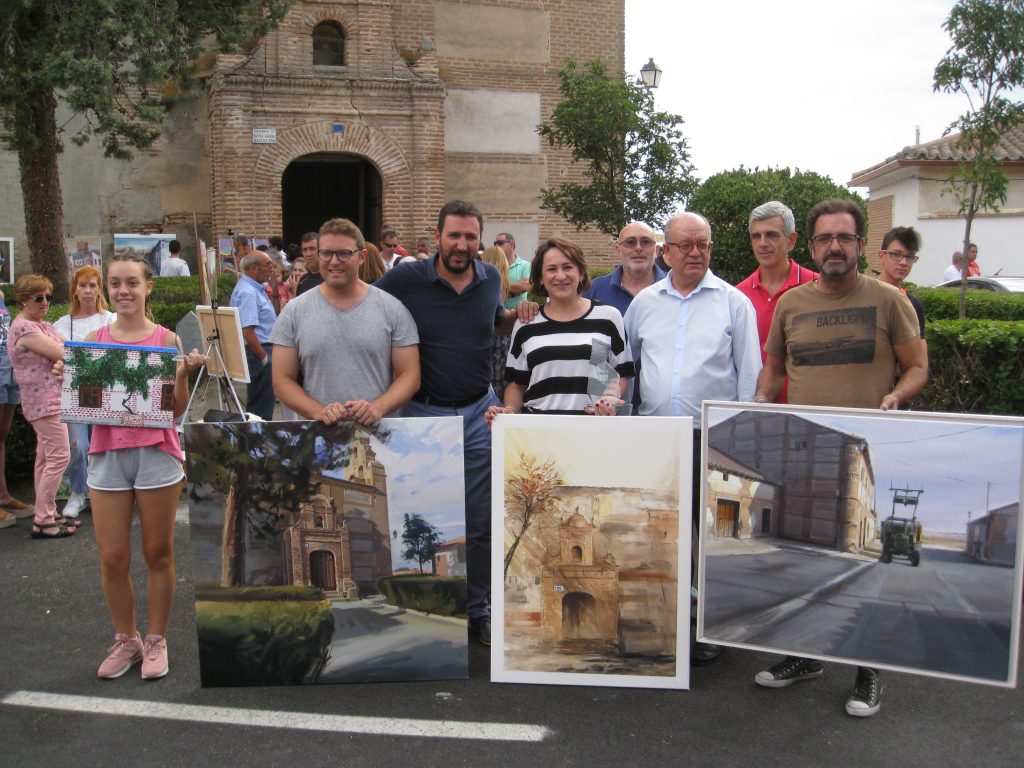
[749, 201, 796, 237]
[241, 252, 268, 271]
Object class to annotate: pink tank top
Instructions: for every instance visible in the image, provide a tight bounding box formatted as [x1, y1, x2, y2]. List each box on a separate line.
[89, 325, 182, 460]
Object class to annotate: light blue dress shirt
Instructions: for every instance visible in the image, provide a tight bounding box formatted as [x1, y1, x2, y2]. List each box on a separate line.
[230, 273, 276, 344]
[623, 269, 762, 426]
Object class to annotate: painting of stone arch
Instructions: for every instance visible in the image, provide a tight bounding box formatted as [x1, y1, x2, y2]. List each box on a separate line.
[185, 417, 467, 687]
[491, 415, 691, 689]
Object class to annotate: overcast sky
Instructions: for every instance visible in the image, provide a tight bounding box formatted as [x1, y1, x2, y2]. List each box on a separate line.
[624, 0, 968, 189]
[708, 406, 1023, 534]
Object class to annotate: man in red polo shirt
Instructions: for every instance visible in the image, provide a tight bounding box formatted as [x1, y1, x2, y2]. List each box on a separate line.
[735, 201, 817, 402]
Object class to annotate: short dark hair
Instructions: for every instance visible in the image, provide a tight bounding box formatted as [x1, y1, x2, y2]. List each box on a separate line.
[169, 239, 181, 255]
[495, 232, 515, 246]
[530, 238, 591, 296]
[380, 227, 398, 243]
[805, 198, 866, 239]
[881, 226, 920, 252]
[269, 236, 284, 250]
[437, 200, 483, 233]
[300, 231, 319, 244]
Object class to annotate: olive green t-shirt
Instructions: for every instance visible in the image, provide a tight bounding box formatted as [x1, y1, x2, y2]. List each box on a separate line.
[765, 275, 921, 409]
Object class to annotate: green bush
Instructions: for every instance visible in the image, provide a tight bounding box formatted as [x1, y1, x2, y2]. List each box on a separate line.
[4, 408, 36, 485]
[194, 584, 335, 687]
[916, 320, 1024, 415]
[377, 574, 467, 617]
[914, 288, 1024, 321]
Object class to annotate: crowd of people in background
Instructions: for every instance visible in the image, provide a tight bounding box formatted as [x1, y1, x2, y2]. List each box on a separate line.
[1, 197, 931, 718]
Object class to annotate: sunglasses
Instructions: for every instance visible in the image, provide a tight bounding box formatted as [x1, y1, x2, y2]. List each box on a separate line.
[31, 294, 54, 304]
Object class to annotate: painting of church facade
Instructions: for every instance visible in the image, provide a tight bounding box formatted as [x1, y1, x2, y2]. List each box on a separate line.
[491, 415, 691, 689]
[185, 417, 468, 687]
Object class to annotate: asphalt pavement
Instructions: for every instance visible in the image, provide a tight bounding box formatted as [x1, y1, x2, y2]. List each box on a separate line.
[1, 502, 1023, 768]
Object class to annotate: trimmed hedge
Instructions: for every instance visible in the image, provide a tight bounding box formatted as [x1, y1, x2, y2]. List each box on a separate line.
[378, 574, 467, 617]
[194, 584, 334, 687]
[913, 288, 1024, 321]
[915, 320, 1024, 416]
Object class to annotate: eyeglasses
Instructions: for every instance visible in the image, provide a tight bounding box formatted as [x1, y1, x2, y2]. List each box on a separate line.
[665, 240, 713, 255]
[882, 250, 918, 263]
[319, 249, 359, 262]
[31, 294, 54, 304]
[619, 237, 657, 249]
[810, 233, 861, 247]
[494, 239, 510, 246]
[381, 241, 398, 249]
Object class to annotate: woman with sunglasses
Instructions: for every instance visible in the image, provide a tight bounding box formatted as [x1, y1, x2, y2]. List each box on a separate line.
[7, 274, 73, 539]
[53, 266, 116, 523]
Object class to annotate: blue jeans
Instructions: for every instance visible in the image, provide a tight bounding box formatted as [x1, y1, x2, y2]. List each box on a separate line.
[65, 421, 91, 493]
[244, 346, 275, 421]
[403, 389, 501, 620]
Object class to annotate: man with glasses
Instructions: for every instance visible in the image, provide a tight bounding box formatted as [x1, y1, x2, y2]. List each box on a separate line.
[380, 228, 411, 270]
[494, 233, 530, 309]
[271, 218, 419, 425]
[736, 202, 817, 403]
[624, 211, 761, 666]
[230, 251, 279, 420]
[752, 198, 927, 717]
[584, 221, 667, 316]
[876, 227, 925, 335]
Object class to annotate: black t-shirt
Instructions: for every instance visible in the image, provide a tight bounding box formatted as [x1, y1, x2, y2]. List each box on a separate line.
[296, 272, 324, 296]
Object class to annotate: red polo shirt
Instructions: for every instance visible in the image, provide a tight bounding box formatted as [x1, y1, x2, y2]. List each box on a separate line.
[736, 259, 818, 402]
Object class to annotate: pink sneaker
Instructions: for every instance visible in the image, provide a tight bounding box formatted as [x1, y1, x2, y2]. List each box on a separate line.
[97, 633, 143, 679]
[141, 635, 169, 680]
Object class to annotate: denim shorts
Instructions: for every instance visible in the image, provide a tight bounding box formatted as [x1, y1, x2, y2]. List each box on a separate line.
[88, 446, 184, 491]
[0, 355, 20, 405]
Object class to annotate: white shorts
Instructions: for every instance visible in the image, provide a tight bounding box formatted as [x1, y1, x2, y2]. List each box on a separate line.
[88, 446, 184, 491]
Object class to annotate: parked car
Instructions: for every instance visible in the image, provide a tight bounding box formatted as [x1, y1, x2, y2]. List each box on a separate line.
[934, 276, 1024, 292]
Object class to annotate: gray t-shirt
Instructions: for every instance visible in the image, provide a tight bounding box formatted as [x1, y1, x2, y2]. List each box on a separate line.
[269, 285, 418, 416]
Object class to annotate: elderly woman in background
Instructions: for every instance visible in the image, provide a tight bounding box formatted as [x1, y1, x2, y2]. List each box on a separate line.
[54, 265, 117, 522]
[479, 245, 512, 398]
[7, 274, 73, 539]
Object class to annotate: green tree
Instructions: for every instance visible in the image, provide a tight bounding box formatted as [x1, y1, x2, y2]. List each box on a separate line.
[537, 58, 695, 237]
[186, 420, 357, 587]
[0, 1, 292, 300]
[687, 166, 865, 285]
[933, 0, 1024, 319]
[401, 513, 442, 575]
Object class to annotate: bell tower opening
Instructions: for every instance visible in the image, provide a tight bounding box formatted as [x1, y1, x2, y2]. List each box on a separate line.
[282, 153, 382, 246]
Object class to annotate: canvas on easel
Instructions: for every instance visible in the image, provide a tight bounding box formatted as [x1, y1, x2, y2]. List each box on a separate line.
[60, 340, 177, 428]
[195, 305, 250, 383]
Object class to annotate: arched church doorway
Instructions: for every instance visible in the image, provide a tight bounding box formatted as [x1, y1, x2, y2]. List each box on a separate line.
[561, 592, 598, 639]
[309, 550, 337, 592]
[282, 153, 382, 247]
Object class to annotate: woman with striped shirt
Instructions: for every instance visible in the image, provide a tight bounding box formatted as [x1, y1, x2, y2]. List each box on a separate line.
[486, 238, 633, 424]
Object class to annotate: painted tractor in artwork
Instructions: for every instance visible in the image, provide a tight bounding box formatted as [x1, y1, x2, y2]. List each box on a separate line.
[879, 486, 924, 566]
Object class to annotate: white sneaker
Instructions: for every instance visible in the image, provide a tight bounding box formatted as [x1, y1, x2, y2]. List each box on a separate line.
[63, 492, 87, 518]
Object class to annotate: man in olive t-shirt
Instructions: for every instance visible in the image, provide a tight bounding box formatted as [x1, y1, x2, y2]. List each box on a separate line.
[752, 198, 927, 719]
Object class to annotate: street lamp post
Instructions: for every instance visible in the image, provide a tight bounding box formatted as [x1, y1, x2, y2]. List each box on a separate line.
[640, 58, 662, 89]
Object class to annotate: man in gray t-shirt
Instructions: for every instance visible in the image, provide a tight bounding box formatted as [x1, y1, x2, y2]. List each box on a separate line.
[270, 218, 420, 425]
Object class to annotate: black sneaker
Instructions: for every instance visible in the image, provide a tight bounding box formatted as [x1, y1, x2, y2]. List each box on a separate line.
[469, 616, 491, 647]
[845, 667, 882, 717]
[754, 656, 824, 688]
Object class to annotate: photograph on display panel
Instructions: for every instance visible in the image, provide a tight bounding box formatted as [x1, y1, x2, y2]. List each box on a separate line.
[185, 417, 468, 687]
[0, 238, 13, 284]
[65, 236, 102, 273]
[698, 401, 1023, 687]
[113, 233, 176, 276]
[491, 415, 691, 689]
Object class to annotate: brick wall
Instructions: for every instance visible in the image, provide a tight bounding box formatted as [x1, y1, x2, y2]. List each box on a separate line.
[865, 195, 894, 276]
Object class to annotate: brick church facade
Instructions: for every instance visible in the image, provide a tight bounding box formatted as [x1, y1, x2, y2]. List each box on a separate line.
[0, 0, 626, 274]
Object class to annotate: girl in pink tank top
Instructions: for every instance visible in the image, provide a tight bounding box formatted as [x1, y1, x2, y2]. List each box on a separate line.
[72, 254, 205, 680]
